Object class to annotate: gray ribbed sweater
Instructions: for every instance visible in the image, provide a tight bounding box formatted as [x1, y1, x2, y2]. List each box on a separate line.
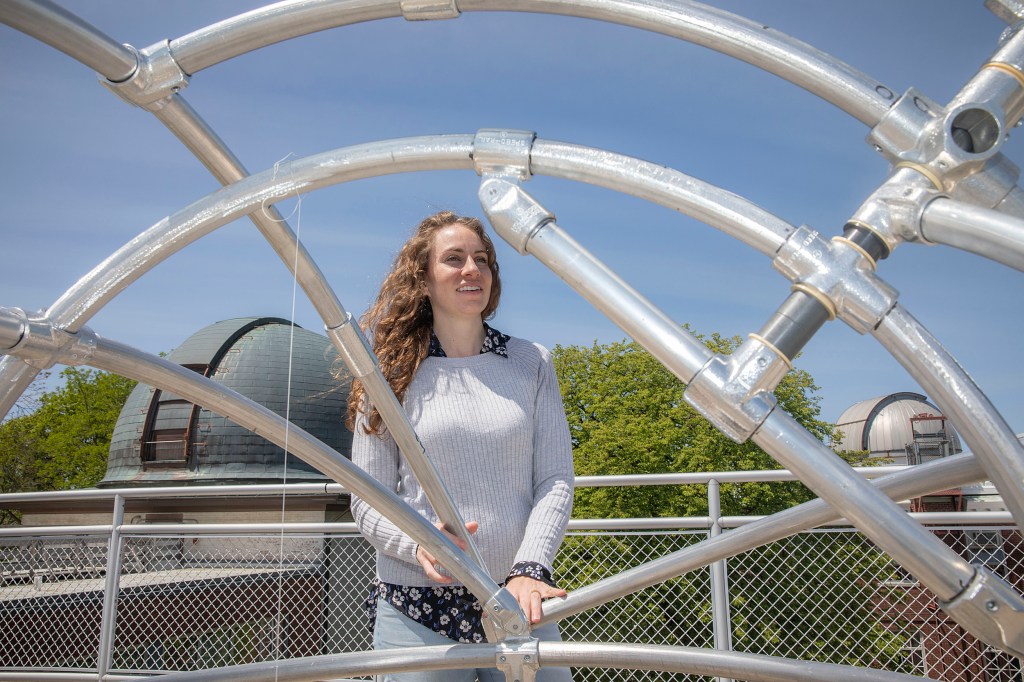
[351, 336, 574, 587]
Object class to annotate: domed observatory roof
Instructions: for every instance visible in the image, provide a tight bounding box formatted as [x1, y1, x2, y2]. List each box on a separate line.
[833, 391, 962, 466]
[100, 317, 351, 487]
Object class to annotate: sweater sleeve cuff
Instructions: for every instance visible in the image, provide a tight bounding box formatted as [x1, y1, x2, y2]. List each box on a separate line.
[505, 561, 557, 587]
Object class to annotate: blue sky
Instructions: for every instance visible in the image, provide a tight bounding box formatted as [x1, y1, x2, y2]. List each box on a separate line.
[2, 1, 1022, 439]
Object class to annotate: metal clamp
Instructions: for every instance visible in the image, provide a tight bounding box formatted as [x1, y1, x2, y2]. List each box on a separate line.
[847, 171, 943, 251]
[324, 313, 378, 378]
[0, 308, 97, 369]
[942, 565, 1024, 657]
[102, 40, 189, 111]
[400, 0, 460, 20]
[478, 177, 554, 255]
[495, 636, 540, 682]
[473, 129, 536, 182]
[683, 336, 787, 443]
[484, 593, 530, 642]
[773, 226, 899, 334]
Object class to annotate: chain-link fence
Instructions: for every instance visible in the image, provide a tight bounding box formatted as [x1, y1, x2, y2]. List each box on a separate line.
[1, 525, 1021, 680]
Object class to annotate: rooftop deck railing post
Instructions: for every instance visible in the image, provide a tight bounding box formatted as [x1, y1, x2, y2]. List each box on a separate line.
[707, 479, 734, 682]
[96, 494, 125, 679]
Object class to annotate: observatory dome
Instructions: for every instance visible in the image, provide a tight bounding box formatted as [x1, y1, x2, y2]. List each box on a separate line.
[100, 317, 351, 487]
[833, 391, 962, 466]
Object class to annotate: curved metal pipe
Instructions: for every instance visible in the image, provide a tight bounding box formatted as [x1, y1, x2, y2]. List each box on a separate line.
[874, 303, 1024, 528]
[530, 139, 793, 256]
[155, 640, 928, 682]
[543, 452, 983, 622]
[168, 0, 892, 125]
[920, 197, 1024, 273]
[0, 0, 137, 81]
[0, 135, 792, 419]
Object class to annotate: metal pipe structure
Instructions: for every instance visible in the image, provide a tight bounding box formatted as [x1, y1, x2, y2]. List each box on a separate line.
[542, 451, 983, 623]
[154, 642, 930, 682]
[2, 0, 1023, 675]
[707, 479, 734, 682]
[95, 494, 125, 680]
[0, 465, 910, 505]
[477, 184, 991, 605]
[919, 197, 1024, 272]
[0, 0, 136, 81]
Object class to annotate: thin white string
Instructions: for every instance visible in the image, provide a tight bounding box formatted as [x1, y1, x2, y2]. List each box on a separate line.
[272, 154, 304, 681]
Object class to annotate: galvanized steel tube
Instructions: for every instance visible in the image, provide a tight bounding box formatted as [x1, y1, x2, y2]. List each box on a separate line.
[539, 642, 930, 682]
[0, 0, 137, 81]
[167, 0, 891, 126]
[542, 452, 983, 623]
[529, 139, 794, 256]
[874, 303, 1024, 527]
[920, 197, 1024, 273]
[156, 641, 930, 682]
[157, 644, 494, 682]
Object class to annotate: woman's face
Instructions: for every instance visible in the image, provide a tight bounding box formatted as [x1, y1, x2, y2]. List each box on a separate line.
[424, 223, 493, 324]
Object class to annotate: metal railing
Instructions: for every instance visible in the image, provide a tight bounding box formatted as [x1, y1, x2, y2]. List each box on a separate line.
[0, 472, 1017, 681]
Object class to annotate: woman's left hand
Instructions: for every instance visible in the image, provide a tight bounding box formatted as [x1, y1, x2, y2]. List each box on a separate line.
[505, 576, 567, 624]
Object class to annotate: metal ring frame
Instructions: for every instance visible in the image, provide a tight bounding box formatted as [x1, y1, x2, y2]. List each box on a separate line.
[2, 0, 1024, 679]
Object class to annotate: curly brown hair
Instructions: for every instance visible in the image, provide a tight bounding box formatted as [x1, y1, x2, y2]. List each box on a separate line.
[345, 211, 502, 435]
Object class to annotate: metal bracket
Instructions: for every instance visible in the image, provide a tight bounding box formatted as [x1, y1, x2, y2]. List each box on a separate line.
[942, 566, 1024, 657]
[773, 226, 899, 334]
[0, 308, 97, 369]
[400, 0, 460, 20]
[683, 336, 787, 443]
[495, 636, 540, 682]
[847, 173, 943, 250]
[101, 40, 189, 111]
[867, 87, 944, 168]
[478, 177, 554, 255]
[473, 129, 536, 182]
[483, 593, 530, 642]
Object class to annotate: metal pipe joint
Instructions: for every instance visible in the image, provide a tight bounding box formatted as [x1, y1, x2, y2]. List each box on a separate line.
[496, 637, 540, 682]
[683, 336, 788, 443]
[773, 226, 898, 334]
[485, 596, 531, 642]
[474, 129, 537, 182]
[478, 177, 555, 255]
[0, 307, 96, 369]
[102, 40, 189, 111]
[401, 0, 460, 20]
[942, 564, 1024, 658]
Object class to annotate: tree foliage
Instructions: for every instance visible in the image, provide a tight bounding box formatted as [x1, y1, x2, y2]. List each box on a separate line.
[0, 367, 136, 520]
[553, 329, 843, 519]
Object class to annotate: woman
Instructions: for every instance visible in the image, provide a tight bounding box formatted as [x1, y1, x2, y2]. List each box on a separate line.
[346, 211, 575, 681]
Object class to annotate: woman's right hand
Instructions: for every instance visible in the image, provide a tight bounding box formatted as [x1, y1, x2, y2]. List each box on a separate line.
[415, 520, 479, 583]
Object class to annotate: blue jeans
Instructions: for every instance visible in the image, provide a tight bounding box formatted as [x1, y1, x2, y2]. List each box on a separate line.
[373, 598, 573, 681]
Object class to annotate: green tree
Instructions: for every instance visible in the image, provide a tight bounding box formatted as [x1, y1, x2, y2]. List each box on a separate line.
[0, 367, 136, 514]
[554, 330, 839, 519]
